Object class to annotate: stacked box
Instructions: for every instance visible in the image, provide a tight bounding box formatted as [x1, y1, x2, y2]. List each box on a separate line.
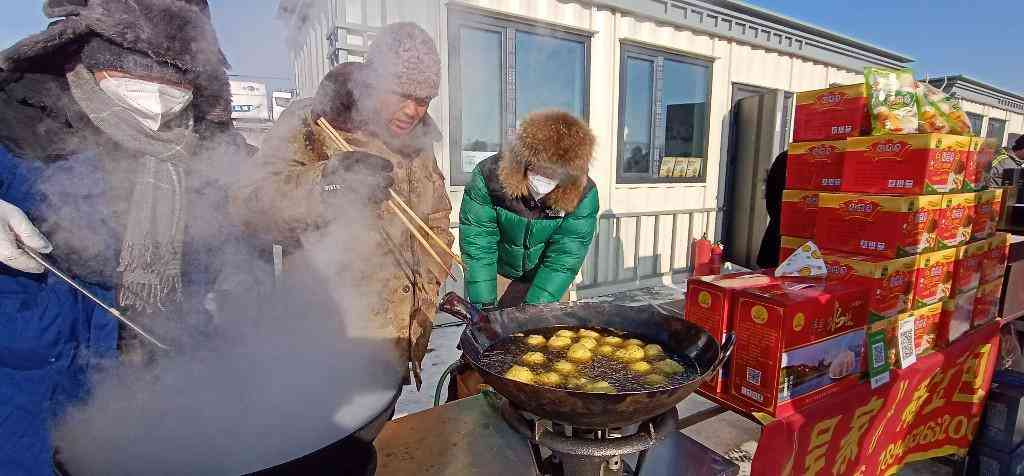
[779, 236, 810, 263]
[786, 141, 846, 191]
[940, 290, 977, 347]
[975, 189, 1006, 241]
[936, 193, 976, 249]
[963, 137, 984, 192]
[822, 251, 917, 320]
[793, 84, 870, 142]
[974, 276, 1006, 327]
[816, 193, 943, 258]
[780, 191, 819, 239]
[842, 134, 971, 195]
[868, 302, 943, 369]
[913, 249, 957, 309]
[953, 240, 991, 296]
[983, 233, 1012, 284]
[729, 281, 869, 415]
[912, 303, 943, 357]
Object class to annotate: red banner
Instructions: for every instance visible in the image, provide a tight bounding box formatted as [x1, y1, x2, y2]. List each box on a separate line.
[752, 321, 1001, 476]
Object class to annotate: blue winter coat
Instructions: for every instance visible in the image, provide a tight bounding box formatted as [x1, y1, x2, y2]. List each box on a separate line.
[0, 145, 119, 476]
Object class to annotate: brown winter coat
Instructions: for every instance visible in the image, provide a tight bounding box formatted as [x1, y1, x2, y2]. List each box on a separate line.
[232, 92, 452, 388]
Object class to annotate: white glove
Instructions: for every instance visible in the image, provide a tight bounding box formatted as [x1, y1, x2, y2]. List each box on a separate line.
[0, 199, 52, 273]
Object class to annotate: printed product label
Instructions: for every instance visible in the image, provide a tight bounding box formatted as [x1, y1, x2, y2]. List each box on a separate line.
[787, 141, 845, 191]
[794, 84, 868, 142]
[914, 251, 956, 309]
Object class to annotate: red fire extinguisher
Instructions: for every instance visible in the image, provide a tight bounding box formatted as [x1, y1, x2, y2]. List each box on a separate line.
[692, 234, 713, 277]
[709, 242, 724, 275]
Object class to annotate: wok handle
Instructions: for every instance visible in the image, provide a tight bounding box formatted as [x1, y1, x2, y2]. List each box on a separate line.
[706, 332, 736, 379]
[438, 291, 484, 324]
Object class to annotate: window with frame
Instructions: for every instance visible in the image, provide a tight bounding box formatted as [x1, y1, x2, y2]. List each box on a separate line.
[966, 112, 984, 137]
[617, 44, 712, 183]
[448, 10, 590, 186]
[986, 118, 1007, 147]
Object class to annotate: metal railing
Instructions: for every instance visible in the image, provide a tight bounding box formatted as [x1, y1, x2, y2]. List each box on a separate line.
[578, 208, 721, 291]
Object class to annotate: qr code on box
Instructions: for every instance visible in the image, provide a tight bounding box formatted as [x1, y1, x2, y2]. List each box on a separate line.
[746, 367, 762, 385]
[871, 342, 885, 367]
[899, 328, 915, 362]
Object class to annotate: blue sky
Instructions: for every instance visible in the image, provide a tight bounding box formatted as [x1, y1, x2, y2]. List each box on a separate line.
[1, 1, 1019, 94]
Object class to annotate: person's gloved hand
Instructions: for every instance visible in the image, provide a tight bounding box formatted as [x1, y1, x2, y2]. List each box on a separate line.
[0, 199, 52, 273]
[321, 151, 395, 207]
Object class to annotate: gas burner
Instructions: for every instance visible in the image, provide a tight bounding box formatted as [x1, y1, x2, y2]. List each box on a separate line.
[496, 398, 678, 476]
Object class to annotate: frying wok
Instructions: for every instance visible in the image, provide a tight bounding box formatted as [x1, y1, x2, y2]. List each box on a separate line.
[440, 293, 734, 429]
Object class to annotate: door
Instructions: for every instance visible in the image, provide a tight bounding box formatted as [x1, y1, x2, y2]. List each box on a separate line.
[724, 90, 786, 268]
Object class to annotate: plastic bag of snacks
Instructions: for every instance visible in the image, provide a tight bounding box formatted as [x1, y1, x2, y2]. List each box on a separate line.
[865, 68, 919, 135]
[915, 82, 974, 135]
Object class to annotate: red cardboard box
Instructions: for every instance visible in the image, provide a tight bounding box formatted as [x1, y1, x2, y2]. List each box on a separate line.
[952, 240, 990, 295]
[940, 292, 976, 347]
[936, 193, 976, 249]
[787, 141, 845, 191]
[780, 191, 819, 239]
[912, 302, 943, 356]
[963, 138, 983, 192]
[684, 272, 780, 393]
[816, 193, 944, 258]
[973, 276, 1005, 326]
[974, 137, 1000, 187]
[729, 281, 869, 416]
[842, 134, 971, 195]
[973, 189, 1005, 241]
[913, 249, 957, 309]
[793, 84, 870, 142]
[779, 237, 810, 264]
[981, 233, 1011, 284]
[822, 251, 917, 320]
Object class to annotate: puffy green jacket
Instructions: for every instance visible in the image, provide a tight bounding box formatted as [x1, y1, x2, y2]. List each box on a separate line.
[460, 156, 599, 305]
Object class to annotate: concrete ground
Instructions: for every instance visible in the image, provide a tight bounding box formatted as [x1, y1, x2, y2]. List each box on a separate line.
[396, 287, 952, 475]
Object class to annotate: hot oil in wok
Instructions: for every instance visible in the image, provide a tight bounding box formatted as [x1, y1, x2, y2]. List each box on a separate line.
[479, 326, 698, 393]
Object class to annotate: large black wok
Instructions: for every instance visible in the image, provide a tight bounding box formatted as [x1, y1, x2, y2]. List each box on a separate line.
[440, 293, 734, 429]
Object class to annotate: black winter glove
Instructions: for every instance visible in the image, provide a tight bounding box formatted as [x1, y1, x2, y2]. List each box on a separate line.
[320, 151, 395, 207]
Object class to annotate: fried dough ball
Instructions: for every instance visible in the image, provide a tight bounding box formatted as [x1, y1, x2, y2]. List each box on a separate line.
[601, 336, 624, 347]
[565, 376, 591, 390]
[653, 359, 685, 376]
[644, 374, 668, 387]
[629, 361, 654, 375]
[644, 344, 665, 360]
[547, 336, 573, 350]
[584, 381, 617, 394]
[578, 329, 601, 339]
[525, 335, 547, 348]
[567, 343, 594, 363]
[624, 338, 645, 348]
[552, 360, 577, 375]
[595, 344, 617, 357]
[536, 372, 564, 388]
[576, 337, 599, 350]
[504, 365, 535, 384]
[613, 345, 646, 364]
[555, 329, 578, 339]
[519, 352, 547, 367]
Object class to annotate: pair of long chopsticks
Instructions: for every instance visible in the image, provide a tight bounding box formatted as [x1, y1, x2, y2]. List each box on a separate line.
[315, 118, 462, 281]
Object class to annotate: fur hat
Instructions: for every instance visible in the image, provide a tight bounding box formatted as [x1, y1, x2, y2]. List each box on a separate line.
[1013, 135, 1024, 152]
[365, 22, 440, 99]
[312, 61, 370, 132]
[499, 110, 595, 212]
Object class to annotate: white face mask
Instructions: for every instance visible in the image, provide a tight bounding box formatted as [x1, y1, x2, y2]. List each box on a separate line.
[98, 73, 193, 131]
[527, 172, 559, 199]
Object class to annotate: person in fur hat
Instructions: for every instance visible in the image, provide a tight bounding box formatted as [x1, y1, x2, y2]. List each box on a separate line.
[448, 110, 599, 400]
[0, 1, 248, 473]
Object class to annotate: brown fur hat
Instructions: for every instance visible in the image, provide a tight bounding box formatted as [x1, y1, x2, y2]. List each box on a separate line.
[499, 110, 595, 213]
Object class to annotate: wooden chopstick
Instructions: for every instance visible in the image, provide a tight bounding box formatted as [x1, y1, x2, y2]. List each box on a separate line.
[388, 189, 464, 269]
[387, 201, 456, 281]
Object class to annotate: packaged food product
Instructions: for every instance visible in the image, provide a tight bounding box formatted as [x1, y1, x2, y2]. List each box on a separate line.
[822, 251, 917, 320]
[780, 191, 819, 239]
[975, 137, 1000, 187]
[865, 68, 919, 135]
[913, 249, 957, 309]
[973, 189, 1005, 241]
[935, 193, 976, 249]
[730, 281, 869, 416]
[981, 233, 1011, 284]
[685, 272, 781, 393]
[939, 291, 976, 347]
[786, 141, 845, 191]
[793, 84, 870, 142]
[952, 240, 990, 296]
[779, 236, 809, 264]
[912, 303, 943, 356]
[973, 276, 1005, 326]
[963, 138, 983, 192]
[869, 302, 943, 369]
[816, 193, 943, 258]
[843, 134, 971, 195]
[915, 82, 973, 136]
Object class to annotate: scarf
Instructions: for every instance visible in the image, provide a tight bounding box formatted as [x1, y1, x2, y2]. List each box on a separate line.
[66, 64, 197, 312]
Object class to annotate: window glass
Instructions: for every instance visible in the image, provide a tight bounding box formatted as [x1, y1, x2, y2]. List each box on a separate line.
[966, 112, 984, 137]
[986, 118, 1007, 147]
[662, 59, 709, 160]
[515, 31, 586, 126]
[458, 27, 503, 175]
[621, 57, 654, 175]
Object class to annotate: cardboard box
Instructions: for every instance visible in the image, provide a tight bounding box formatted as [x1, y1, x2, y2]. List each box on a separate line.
[816, 193, 944, 258]
[730, 281, 869, 415]
[780, 191, 819, 239]
[869, 303, 942, 369]
[779, 237, 810, 264]
[787, 141, 845, 191]
[912, 302, 943, 356]
[822, 251, 917, 320]
[843, 134, 972, 195]
[977, 382, 1024, 453]
[936, 193, 977, 249]
[953, 240, 992, 296]
[684, 272, 781, 393]
[966, 442, 1024, 476]
[975, 189, 1007, 242]
[940, 291, 977, 347]
[793, 84, 870, 142]
[982, 233, 1012, 284]
[974, 276, 1006, 326]
[962, 137, 983, 192]
[913, 249, 957, 309]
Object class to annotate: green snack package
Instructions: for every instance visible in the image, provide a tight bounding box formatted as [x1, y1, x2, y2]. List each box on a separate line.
[916, 82, 974, 136]
[865, 67, 919, 135]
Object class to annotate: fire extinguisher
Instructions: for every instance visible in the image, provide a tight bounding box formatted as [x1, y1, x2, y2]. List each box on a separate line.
[692, 234, 713, 276]
[709, 242, 724, 275]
